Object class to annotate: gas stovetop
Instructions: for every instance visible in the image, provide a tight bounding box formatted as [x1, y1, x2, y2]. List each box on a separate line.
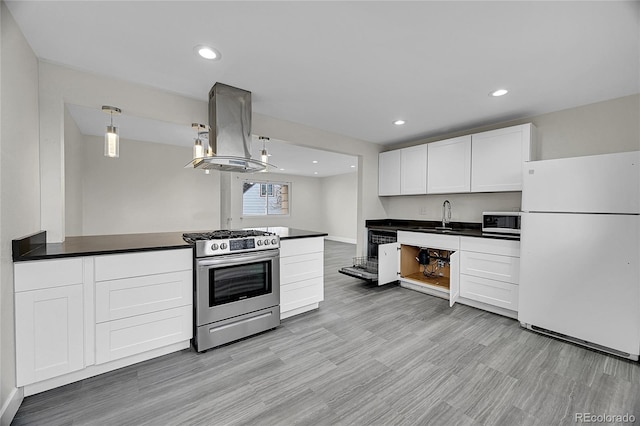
[183, 230, 280, 257]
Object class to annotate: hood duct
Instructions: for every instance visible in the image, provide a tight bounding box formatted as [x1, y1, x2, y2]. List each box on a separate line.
[185, 82, 274, 173]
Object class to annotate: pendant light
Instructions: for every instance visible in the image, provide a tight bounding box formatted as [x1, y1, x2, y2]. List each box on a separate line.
[259, 136, 269, 173]
[192, 123, 209, 160]
[102, 106, 121, 158]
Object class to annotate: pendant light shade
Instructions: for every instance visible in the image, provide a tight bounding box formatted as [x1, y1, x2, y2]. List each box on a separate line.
[259, 136, 269, 172]
[192, 123, 210, 160]
[102, 106, 121, 158]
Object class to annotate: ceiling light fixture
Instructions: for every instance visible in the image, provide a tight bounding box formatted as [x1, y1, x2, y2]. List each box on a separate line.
[195, 45, 221, 61]
[314, 172, 318, 175]
[490, 89, 509, 97]
[102, 105, 121, 158]
[192, 123, 209, 160]
[259, 136, 270, 173]
[350, 165, 356, 168]
[393, 120, 406, 126]
[312, 160, 318, 164]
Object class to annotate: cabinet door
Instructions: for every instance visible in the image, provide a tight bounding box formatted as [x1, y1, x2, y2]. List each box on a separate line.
[471, 124, 533, 192]
[400, 144, 428, 195]
[378, 150, 401, 196]
[449, 252, 460, 307]
[427, 136, 471, 194]
[378, 243, 400, 285]
[15, 285, 84, 386]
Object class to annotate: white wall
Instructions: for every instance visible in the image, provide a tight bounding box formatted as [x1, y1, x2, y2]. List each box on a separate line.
[39, 61, 209, 241]
[381, 95, 640, 223]
[64, 106, 84, 236]
[0, 2, 40, 421]
[228, 172, 323, 231]
[39, 62, 386, 252]
[320, 172, 357, 243]
[69, 134, 221, 236]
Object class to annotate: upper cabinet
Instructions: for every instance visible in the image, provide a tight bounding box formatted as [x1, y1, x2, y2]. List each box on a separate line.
[378, 150, 401, 196]
[400, 144, 428, 195]
[379, 145, 428, 196]
[427, 135, 472, 194]
[378, 123, 536, 196]
[471, 123, 534, 192]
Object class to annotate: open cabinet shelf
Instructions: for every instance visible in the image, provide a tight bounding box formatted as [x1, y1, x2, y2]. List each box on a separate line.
[400, 245, 452, 292]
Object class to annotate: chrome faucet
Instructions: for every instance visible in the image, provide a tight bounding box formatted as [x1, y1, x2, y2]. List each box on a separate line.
[442, 200, 452, 228]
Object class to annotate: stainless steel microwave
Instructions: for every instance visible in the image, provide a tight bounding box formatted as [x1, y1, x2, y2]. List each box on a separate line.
[482, 212, 521, 234]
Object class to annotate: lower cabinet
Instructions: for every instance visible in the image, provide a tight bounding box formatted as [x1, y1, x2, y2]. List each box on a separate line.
[14, 284, 84, 387]
[279, 237, 324, 319]
[13, 248, 193, 393]
[459, 237, 520, 318]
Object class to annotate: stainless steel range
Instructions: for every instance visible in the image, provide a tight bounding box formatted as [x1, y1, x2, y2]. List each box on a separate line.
[183, 230, 280, 352]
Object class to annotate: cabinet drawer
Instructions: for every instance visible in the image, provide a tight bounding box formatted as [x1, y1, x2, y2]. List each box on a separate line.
[398, 231, 460, 251]
[15, 258, 84, 292]
[95, 305, 192, 364]
[94, 249, 192, 281]
[281, 278, 324, 313]
[280, 252, 323, 286]
[95, 270, 192, 323]
[460, 251, 520, 284]
[460, 274, 518, 311]
[280, 237, 324, 257]
[460, 237, 520, 257]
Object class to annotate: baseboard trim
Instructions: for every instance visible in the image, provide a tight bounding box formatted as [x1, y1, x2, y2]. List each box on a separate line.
[325, 235, 357, 244]
[0, 387, 24, 426]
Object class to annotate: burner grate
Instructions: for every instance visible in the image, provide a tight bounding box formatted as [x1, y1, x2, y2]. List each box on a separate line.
[183, 229, 274, 243]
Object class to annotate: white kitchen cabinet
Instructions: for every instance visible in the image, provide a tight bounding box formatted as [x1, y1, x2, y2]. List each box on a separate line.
[471, 123, 534, 192]
[427, 135, 471, 194]
[378, 150, 401, 196]
[280, 237, 324, 319]
[94, 249, 193, 364]
[14, 248, 193, 393]
[14, 259, 85, 387]
[391, 231, 461, 306]
[400, 144, 428, 195]
[459, 236, 520, 317]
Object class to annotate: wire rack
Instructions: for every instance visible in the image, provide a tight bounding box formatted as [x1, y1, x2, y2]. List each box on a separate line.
[370, 234, 396, 245]
[352, 256, 378, 273]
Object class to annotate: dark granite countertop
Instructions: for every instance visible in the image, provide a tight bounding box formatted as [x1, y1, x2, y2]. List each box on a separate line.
[365, 219, 520, 241]
[13, 227, 328, 262]
[13, 231, 191, 262]
[246, 227, 328, 240]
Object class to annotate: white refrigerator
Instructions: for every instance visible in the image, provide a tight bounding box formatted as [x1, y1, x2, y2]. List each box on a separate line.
[518, 151, 640, 359]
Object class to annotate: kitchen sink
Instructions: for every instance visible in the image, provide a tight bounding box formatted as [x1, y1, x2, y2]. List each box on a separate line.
[415, 227, 456, 234]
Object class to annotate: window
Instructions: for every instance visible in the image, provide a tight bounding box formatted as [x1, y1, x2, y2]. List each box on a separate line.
[242, 181, 290, 216]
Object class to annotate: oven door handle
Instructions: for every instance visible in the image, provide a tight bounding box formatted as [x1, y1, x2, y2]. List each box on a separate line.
[197, 250, 279, 268]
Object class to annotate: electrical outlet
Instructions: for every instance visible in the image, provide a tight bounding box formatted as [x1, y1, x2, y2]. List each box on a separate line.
[419, 207, 428, 215]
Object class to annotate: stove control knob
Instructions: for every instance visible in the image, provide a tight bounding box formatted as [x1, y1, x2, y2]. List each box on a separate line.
[220, 243, 228, 250]
[256, 240, 263, 246]
[271, 238, 277, 245]
[264, 239, 270, 246]
[210, 243, 219, 251]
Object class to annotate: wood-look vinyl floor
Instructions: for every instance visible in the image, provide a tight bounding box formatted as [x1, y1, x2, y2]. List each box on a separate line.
[13, 240, 640, 425]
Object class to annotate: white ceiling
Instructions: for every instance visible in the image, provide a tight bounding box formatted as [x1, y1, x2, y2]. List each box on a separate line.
[6, 1, 640, 147]
[66, 104, 358, 177]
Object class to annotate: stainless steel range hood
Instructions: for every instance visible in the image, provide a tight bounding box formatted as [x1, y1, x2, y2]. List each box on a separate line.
[186, 83, 273, 173]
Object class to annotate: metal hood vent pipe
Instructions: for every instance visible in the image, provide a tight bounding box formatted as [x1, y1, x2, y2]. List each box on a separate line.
[185, 82, 277, 173]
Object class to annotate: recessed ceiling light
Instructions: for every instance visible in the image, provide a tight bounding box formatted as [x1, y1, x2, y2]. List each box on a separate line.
[314, 172, 318, 175]
[312, 160, 318, 164]
[195, 45, 221, 60]
[490, 89, 508, 97]
[279, 168, 285, 171]
[350, 165, 355, 168]
[393, 120, 406, 126]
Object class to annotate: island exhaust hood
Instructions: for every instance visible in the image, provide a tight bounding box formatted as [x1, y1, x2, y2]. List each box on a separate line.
[185, 83, 274, 173]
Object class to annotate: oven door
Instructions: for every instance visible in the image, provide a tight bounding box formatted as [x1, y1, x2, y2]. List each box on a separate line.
[196, 249, 280, 326]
